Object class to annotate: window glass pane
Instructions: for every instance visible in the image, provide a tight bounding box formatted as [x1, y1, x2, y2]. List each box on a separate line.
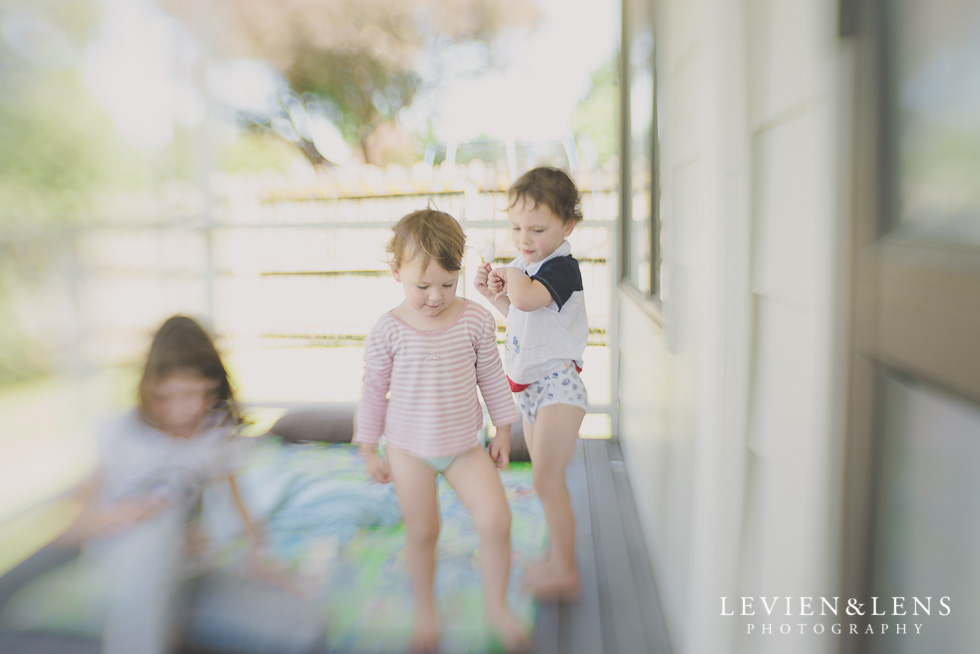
[870, 374, 980, 652]
[623, 0, 656, 294]
[893, 2, 980, 244]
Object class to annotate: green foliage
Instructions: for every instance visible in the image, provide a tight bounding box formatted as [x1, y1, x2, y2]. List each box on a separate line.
[0, 289, 46, 385]
[159, 0, 541, 165]
[290, 50, 421, 150]
[572, 57, 620, 165]
[0, 49, 147, 239]
[219, 129, 305, 173]
[0, 1, 143, 381]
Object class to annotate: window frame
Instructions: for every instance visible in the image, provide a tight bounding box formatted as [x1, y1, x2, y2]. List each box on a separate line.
[619, 0, 661, 312]
[841, 1, 980, 649]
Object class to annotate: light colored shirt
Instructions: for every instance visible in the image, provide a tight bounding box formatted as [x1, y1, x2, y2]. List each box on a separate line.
[96, 409, 251, 504]
[503, 240, 589, 385]
[354, 299, 518, 458]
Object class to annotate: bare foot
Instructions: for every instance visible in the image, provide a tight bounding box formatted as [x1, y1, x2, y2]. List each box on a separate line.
[488, 608, 532, 653]
[527, 569, 581, 603]
[410, 610, 441, 654]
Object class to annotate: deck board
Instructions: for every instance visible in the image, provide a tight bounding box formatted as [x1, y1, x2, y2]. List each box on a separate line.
[530, 438, 671, 654]
[609, 442, 673, 653]
[585, 439, 648, 654]
[565, 441, 603, 654]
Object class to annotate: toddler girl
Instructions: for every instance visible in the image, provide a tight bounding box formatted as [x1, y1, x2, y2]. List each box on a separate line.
[70, 315, 322, 654]
[355, 209, 530, 652]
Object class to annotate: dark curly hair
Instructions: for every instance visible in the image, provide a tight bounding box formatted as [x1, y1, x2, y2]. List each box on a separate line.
[507, 167, 583, 224]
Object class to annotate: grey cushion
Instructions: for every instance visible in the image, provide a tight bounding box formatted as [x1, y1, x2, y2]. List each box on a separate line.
[503, 419, 530, 462]
[269, 406, 532, 462]
[269, 406, 354, 444]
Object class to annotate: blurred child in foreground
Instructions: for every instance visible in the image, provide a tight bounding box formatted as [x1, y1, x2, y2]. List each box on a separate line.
[65, 315, 322, 654]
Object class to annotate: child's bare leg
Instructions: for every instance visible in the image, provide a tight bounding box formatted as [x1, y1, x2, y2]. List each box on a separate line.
[520, 415, 565, 586]
[519, 418, 553, 585]
[525, 404, 584, 601]
[386, 446, 442, 652]
[444, 447, 531, 653]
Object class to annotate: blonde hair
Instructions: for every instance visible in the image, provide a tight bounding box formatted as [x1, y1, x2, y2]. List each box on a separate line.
[387, 209, 466, 272]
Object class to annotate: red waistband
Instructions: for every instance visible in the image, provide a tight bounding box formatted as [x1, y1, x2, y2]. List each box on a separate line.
[507, 376, 530, 392]
[508, 363, 582, 393]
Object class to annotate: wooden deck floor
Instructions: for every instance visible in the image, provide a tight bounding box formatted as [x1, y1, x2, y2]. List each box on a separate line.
[532, 438, 672, 654]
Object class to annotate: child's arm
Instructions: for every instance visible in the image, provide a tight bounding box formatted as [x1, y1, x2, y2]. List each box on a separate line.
[228, 473, 261, 540]
[474, 311, 520, 467]
[500, 267, 554, 312]
[354, 320, 395, 483]
[227, 472, 295, 583]
[59, 475, 169, 543]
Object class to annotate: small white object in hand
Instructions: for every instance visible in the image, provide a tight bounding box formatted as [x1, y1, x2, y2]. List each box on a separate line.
[481, 243, 496, 263]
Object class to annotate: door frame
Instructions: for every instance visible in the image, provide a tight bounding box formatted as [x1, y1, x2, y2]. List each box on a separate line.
[841, 0, 980, 651]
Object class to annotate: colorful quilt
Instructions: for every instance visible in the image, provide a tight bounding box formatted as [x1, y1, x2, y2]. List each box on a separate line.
[0, 439, 547, 653]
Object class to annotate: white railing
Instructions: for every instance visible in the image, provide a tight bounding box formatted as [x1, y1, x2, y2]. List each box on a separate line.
[69, 187, 619, 436]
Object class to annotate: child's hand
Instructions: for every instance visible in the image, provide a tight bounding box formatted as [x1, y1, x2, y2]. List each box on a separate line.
[488, 268, 507, 300]
[361, 446, 392, 483]
[474, 262, 494, 299]
[185, 521, 211, 557]
[245, 541, 296, 591]
[243, 520, 268, 550]
[488, 425, 512, 469]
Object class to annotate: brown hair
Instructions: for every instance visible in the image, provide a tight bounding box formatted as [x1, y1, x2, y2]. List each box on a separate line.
[387, 208, 466, 272]
[137, 315, 242, 426]
[508, 167, 583, 224]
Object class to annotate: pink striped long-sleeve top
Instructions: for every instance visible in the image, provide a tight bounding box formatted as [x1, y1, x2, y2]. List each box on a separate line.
[354, 299, 518, 458]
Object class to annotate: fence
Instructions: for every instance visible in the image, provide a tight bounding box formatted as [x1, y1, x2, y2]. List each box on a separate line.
[68, 185, 619, 436]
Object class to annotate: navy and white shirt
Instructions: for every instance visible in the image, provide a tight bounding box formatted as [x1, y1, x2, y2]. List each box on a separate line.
[503, 240, 589, 385]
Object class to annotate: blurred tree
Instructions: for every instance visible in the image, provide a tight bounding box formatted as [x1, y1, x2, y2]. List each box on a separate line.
[0, 0, 144, 383]
[0, 72, 140, 236]
[0, 0, 143, 236]
[160, 0, 541, 166]
[571, 57, 619, 166]
[219, 128, 306, 174]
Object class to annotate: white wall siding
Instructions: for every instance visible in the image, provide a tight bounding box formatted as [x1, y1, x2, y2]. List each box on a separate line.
[752, 114, 821, 309]
[617, 0, 850, 652]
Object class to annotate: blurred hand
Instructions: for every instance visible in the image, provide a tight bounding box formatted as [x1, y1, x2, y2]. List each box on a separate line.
[488, 430, 511, 470]
[362, 447, 392, 484]
[488, 268, 507, 300]
[185, 521, 211, 557]
[245, 541, 296, 592]
[474, 262, 494, 299]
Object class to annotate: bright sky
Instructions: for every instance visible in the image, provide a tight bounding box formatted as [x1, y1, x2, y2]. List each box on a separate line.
[414, 0, 620, 143]
[83, 0, 619, 150]
[84, 0, 198, 149]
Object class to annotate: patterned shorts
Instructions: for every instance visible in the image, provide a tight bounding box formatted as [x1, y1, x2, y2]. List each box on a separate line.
[516, 365, 588, 424]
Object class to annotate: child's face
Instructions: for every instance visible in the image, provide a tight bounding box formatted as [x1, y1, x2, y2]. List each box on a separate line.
[145, 372, 221, 438]
[392, 256, 460, 320]
[508, 198, 575, 264]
